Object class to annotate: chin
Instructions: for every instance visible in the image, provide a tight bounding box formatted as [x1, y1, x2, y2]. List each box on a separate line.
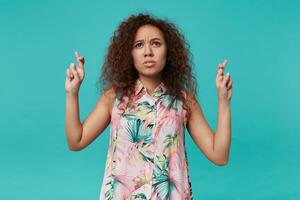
[140, 70, 162, 77]
[135, 65, 165, 77]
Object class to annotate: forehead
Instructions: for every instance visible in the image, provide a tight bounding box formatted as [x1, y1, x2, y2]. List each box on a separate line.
[134, 25, 164, 40]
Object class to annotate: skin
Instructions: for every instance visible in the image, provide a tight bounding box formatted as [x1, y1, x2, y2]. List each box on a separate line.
[65, 25, 233, 166]
[131, 25, 167, 95]
[187, 60, 232, 166]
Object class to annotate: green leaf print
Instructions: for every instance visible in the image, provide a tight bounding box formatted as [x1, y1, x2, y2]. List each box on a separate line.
[123, 113, 138, 120]
[138, 142, 154, 163]
[152, 155, 176, 200]
[129, 193, 148, 200]
[104, 174, 116, 200]
[138, 101, 156, 111]
[125, 118, 152, 144]
[163, 134, 178, 149]
[123, 101, 155, 117]
[160, 94, 179, 111]
[124, 117, 155, 164]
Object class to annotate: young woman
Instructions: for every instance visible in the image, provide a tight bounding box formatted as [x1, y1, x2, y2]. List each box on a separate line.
[65, 13, 232, 200]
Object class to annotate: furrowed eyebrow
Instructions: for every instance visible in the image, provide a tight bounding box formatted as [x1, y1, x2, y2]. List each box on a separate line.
[134, 38, 162, 44]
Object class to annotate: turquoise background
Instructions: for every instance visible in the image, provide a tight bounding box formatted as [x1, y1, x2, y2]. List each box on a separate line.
[1, 0, 299, 199]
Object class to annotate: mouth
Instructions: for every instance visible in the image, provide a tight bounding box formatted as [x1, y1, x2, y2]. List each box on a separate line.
[143, 61, 156, 67]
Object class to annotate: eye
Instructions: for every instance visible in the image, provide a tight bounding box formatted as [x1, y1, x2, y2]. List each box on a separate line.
[134, 42, 143, 48]
[152, 41, 161, 47]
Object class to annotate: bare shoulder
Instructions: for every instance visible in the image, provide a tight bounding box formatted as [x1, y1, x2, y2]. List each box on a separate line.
[184, 91, 198, 109]
[101, 86, 117, 116]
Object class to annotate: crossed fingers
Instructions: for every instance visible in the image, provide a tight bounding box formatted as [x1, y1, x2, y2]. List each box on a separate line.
[216, 59, 233, 90]
[66, 51, 85, 81]
[218, 59, 228, 76]
[75, 51, 85, 68]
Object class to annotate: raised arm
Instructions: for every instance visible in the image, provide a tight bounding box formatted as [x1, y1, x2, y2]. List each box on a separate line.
[65, 89, 114, 151]
[186, 59, 233, 166]
[64, 51, 115, 151]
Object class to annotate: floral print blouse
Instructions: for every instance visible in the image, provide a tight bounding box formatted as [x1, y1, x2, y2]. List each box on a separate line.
[99, 79, 193, 200]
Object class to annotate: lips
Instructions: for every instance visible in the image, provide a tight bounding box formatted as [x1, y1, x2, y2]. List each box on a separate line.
[143, 61, 156, 67]
[143, 60, 156, 64]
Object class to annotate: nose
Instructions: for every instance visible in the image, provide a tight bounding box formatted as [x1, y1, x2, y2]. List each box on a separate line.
[144, 43, 153, 57]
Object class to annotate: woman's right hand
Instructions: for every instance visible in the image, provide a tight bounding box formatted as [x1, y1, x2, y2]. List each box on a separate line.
[65, 51, 85, 94]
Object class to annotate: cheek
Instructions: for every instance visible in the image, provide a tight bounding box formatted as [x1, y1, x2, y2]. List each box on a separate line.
[157, 48, 167, 62]
[131, 50, 143, 64]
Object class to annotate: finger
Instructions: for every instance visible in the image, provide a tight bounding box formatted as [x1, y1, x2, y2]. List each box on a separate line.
[222, 59, 228, 67]
[226, 78, 232, 88]
[75, 51, 84, 62]
[217, 63, 225, 78]
[221, 73, 230, 87]
[75, 51, 85, 69]
[70, 63, 80, 80]
[74, 55, 85, 81]
[69, 63, 75, 79]
[217, 68, 225, 81]
[217, 66, 224, 75]
[71, 64, 80, 80]
[216, 69, 224, 82]
[218, 59, 228, 72]
[75, 51, 83, 66]
[218, 63, 225, 71]
[75, 51, 80, 59]
[217, 63, 225, 76]
[66, 69, 71, 80]
[227, 79, 233, 90]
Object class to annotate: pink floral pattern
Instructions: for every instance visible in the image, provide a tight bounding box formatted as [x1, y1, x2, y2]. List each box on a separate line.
[99, 79, 193, 200]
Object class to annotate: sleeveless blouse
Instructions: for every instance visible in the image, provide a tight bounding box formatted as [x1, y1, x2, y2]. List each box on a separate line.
[99, 79, 193, 200]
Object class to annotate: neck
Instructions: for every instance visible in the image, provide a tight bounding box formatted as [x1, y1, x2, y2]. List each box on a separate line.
[138, 75, 162, 95]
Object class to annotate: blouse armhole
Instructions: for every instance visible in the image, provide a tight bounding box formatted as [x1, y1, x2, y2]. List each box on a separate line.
[180, 90, 189, 127]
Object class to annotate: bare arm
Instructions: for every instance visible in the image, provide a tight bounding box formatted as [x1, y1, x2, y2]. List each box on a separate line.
[186, 95, 231, 166]
[64, 51, 115, 151]
[186, 59, 233, 166]
[214, 100, 231, 165]
[65, 92, 82, 150]
[65, 88, 115, 151]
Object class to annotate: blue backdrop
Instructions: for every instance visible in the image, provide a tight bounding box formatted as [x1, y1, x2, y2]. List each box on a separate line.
[1, 0, 299, 199]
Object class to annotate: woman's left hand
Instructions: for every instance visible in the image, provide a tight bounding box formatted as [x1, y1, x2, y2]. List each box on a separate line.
[215, 59, 233, 103]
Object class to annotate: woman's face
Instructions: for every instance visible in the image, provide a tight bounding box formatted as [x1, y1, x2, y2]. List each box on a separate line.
[131, 24, 167, 78]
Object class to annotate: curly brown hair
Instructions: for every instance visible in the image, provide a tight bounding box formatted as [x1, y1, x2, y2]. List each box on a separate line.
[97, 12, 197, 120]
